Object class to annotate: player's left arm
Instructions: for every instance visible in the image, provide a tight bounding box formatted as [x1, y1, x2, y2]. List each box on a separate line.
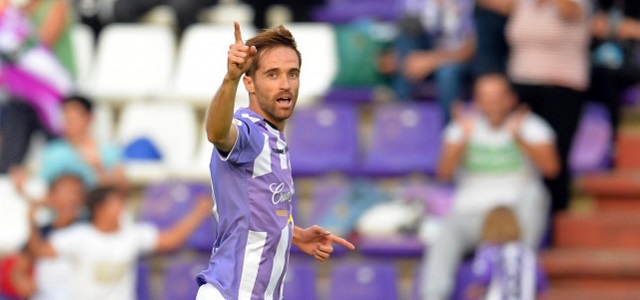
[292, 225, 355, 262]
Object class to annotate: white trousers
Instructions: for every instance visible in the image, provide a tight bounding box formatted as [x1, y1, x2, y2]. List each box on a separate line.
[196, 283, 226, 300]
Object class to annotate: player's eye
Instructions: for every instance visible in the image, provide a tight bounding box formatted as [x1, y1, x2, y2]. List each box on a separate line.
[267, 72, 277, 79]
[289, 72, 299, 79]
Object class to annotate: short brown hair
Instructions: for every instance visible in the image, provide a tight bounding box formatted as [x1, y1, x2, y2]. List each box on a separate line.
[245, 25, 301, 77]
[481, 206, 521, 244]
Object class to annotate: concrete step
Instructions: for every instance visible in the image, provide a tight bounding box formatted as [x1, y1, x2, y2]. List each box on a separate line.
[616, 130, 640, 170]
[554, 211, 640, 248]
[541, 248, 640, 279]
[545, 287, 640, 300]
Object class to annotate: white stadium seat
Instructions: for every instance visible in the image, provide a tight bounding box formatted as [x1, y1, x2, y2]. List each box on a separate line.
[71, 23, 94, 93]
[285, 23, 338, 106]
[171, 24, 255, 109]
[87, 24, 176, 102]
[116, 102, 197, 183]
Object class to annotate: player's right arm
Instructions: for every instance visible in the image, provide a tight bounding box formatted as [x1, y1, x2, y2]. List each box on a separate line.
[206, 22, 257, 153]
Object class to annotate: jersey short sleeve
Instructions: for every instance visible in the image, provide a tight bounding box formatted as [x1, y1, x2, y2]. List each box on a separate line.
[217, 118, 265, 164]
[519, 114, 556, 145]
[133, 223, 159, 255]
[443, 122, 464, 144]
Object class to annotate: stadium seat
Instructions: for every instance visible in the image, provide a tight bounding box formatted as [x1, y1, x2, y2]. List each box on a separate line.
[286, 104, 359, 176]
[139, 181, 214, 252]
[283, 260, 317, 300]
[90, 104, 114, 144]
[70, 23, 94, 92]
[171, 24, 256, 108]
[201, 2, 254, 25]
[116, 102, 197, 183]
[161, 255, 209, 300]
[136, 261, 151, 300]
[285, 23, 338, 106]
[569, 102, 612, 173]
[358, 103, 443, 176]
[87, 24, 176, 102]
[328, 261, 399, 300]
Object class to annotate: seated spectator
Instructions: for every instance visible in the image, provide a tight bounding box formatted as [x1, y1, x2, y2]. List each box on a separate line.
[590, 0, 640, 143]
[30, 185, 212, 300]
[466, 206, 547, 300]
[40, 95, 126, 190]
[383, 0, 475, 120]
[421, 74, 559, 300]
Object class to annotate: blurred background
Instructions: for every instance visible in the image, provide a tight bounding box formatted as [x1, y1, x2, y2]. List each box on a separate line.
[0, 0, 639, 299]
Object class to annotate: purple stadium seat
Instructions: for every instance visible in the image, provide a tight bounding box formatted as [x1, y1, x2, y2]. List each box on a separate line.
[291, 178, 352, 256]
[569, 102, 612, 173]
[622, 85, 640, 106]
[358, 235, 425, 257]
[329, 261, 399, 300]
[324, 87, 374, 105]
[283, 260, 317, 300]
[136, 261, 151, 300]
[359, 103, 443, 176]
[312, 0, 403, 23]
[139, 181, 215, 252]
[287, 104, 359, 176]
[162, 255, 209, 300]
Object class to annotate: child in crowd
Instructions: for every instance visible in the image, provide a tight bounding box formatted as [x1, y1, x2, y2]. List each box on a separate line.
[466, 206, 547, 300]
[30, 185, 212, 300]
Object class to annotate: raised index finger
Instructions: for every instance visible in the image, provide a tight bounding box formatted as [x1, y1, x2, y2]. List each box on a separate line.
[234, 21, 243, 44]
[329, 235, 356, 250]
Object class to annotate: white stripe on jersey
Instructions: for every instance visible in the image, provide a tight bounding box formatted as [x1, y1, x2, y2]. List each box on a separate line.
[253, 134, 272, 178]
[263, 225, 290, 299]
[238, 231, 267, 300]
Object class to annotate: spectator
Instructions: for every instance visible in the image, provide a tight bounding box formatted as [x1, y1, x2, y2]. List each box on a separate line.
[421, 74, 558, 300]
[29, 174, 86, 300]
[478, 0, 592, 213]
[471, 5, 509, 76]
[30, 185, 212, 300]
[24, 0, 77, 78]
[384, 0, 475, 121]
[590, 0, 640, 144]
[40, 95, 126, 190]
[466, 206, 547, 299]
[0, 0, 72, 178]
[0, 174, 85, 300]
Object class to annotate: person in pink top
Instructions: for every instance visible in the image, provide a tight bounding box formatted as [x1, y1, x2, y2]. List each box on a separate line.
[478, 0, 591, 217]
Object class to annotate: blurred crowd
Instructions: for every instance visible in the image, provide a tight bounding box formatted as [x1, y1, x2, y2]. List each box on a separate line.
[0, 0, 638, 299]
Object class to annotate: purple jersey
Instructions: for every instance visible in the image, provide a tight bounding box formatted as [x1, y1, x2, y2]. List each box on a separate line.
[198, 108, 295, 300]
[471, 242, 547, 300]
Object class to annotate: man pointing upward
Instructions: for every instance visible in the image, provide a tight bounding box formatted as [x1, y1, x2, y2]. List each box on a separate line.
[197, 22, 355, 300]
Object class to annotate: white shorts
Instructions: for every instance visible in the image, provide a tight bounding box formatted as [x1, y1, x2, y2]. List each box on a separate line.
[196, 283, 226, 300]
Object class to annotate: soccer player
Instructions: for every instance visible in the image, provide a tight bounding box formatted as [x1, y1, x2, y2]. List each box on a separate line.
[197, 22, 356, 299]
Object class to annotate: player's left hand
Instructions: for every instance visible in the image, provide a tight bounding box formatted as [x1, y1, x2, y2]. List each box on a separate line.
[294, 225, 355, 262]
